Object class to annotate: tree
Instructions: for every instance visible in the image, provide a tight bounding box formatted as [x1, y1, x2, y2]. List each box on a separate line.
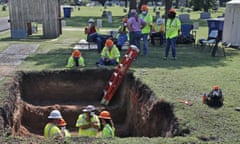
[165, 0, 173, 17]
[190, 0, 217, 12]
[96, 0, 108, 6]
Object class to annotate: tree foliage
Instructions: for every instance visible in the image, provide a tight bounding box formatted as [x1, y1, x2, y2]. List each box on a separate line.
[190, 0, 217, 12]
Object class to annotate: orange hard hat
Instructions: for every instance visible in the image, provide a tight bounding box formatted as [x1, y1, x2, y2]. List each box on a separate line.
[169, 8, 176, 14]
[72, 49, 81, 58]
[214, 85, 219, 90]
[58, 118, 67, 126]
[141, 5, 148, 11]
[99, 111, 111, 119]
[105, 39, 114, 47]
[123, 18, 128, 23]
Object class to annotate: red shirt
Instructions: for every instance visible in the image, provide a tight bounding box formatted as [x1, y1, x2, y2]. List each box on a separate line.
[88, 26, 97, 35]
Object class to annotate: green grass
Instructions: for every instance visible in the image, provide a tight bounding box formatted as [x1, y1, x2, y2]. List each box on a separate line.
[0, 4, 8, 17]
[1, 6, 240, 143]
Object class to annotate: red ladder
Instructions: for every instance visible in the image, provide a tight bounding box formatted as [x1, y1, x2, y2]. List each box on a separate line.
[100, 45, 139, 105]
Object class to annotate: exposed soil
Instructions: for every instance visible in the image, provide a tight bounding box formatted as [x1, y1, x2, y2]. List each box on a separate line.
[0, 69, 179, 139]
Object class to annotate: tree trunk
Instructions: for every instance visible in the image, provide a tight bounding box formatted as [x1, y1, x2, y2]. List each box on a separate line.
[129, 0, 137, 10]
[175, 0, 179, 8]
[165, 0, 173, 18]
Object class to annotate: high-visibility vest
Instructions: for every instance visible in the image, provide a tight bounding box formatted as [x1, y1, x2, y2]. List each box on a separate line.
[140, 13, 153, 34]
[166, 18, 181, 39]
[102, 124, 115, 137]
[75, 113, 100, 137]
[152, 23, 165, 33]
[61, 128, 71, 137]
[66, 56, 85, 68]
[101, 46, 120, 63]
[116, 25, 129, 40]
[44, 123, 62, 139]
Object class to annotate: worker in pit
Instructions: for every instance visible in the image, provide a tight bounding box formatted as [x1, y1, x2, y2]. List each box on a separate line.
[44, 110, 63, 139]
[66, 48, 85, 68]
[57, 118, 71, 137]
[75, 105, 100, 137]
[98, 110, 115, 137]
[96, 39, 120, 67]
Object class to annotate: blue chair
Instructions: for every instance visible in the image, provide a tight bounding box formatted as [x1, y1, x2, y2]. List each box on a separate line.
[177, 24, 195, 44]
[181, 24, 193, 37]
[198, 30, 219, 51]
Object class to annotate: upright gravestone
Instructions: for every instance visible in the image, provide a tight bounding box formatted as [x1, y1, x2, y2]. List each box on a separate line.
[107, 11, 112, 23]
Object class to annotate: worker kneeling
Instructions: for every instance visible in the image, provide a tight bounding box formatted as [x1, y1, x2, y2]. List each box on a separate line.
[66, 49, 85, 68]
[206, 85, 224, 107]
[97, 39, 120, 67]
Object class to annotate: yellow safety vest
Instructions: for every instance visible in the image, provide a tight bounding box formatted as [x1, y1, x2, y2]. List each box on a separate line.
[116, 25, 129, 40]
[140, 13, 153, 34]
[61, 128, 71, 137]
[66, 56, 85, 68]
[152, 23, 165, 33]
[44, 123, 62, 139]
[166, 18, 181, 39]
[75, 113, 100, 137]
[102, 124, 115, 138]
[101, 46, 120, 63]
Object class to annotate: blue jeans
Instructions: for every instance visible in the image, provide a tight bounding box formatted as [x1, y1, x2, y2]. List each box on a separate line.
[117, 33, 128, 47]
[141, 33, 149, 55]
[150, 32, 164, 45]
[87, 32, 102, 52]
[129, 31, 142, 50]
[98, 58, 118, 66]
[165, 37, 177, 58]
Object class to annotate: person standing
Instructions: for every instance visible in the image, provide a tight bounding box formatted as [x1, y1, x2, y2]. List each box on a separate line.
[44, 110, 63, 139]
[75, 105, 100, 137]
[98, 111, 115, 138]
[139, 5, 153, 56]
[164, 8, 181, 60]
[127, 9, 146, 51]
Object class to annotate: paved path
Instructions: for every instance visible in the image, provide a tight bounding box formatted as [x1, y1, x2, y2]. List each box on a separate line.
[0, 44, 39, 79]
[0, 16, 10, 33]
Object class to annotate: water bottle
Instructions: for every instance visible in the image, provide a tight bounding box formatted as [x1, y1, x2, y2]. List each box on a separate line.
[202, 92, 207, 104]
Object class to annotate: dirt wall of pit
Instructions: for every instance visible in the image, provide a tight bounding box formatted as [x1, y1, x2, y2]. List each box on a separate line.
[0, 69, 179, 138]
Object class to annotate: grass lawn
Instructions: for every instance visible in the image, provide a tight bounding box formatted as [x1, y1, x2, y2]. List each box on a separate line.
[1, 5, 240, 143]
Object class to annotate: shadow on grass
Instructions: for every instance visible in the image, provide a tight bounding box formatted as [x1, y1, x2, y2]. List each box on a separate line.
[23, 44, 240, 70]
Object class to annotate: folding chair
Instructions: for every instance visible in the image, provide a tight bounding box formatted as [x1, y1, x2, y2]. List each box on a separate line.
[177, 24, 195, 44]
[198, 30, 219, 51]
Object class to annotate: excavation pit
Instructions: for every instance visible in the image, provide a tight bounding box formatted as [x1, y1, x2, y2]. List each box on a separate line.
[1, 69, 179, 138]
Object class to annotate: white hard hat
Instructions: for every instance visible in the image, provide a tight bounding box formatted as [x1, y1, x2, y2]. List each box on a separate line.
[79, 39, 88, 43]
[48, 110, 62, 119]
[83, 105, 96, 112]
[88, 18, 95, 23]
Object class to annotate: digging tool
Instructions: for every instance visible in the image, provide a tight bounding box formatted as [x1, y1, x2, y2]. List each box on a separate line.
[101, 45, 139, 105]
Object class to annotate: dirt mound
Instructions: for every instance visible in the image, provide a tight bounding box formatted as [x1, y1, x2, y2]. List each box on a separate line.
[0, 69, 179, 138]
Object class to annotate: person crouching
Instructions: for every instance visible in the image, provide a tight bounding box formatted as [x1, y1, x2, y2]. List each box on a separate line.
[97, 39, 120, 66]
[66, 49, 85, 68]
